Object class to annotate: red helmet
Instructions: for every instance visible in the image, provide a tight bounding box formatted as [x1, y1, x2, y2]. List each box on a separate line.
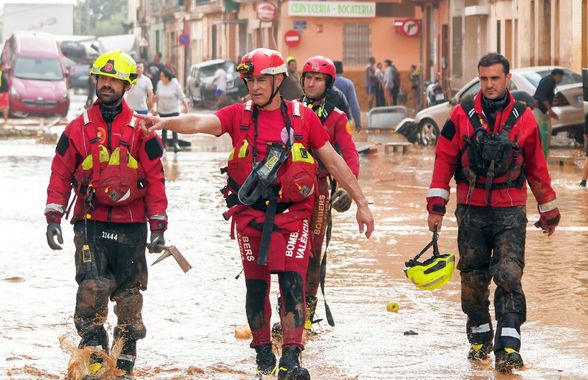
[302, 56, 337, 81]
[237, 48, 288, 79]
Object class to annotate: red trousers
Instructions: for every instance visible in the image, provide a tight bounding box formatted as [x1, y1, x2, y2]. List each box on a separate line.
[236, 217, 311, 349]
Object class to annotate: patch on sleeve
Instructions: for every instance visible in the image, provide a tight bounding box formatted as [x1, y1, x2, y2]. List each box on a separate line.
[145, 136, 164, 160]
[56, 132, 69, 156]
[345, 121, 353, 135]
[440, 119, 456, 141]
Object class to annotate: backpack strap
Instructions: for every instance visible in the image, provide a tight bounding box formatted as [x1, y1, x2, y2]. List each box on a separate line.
[239, 100, 254, 131]
[289, 100, 304, 140]
[460, 99, 484, 132]
[81, 109, 102, 189]
[502, 101, 527, 133]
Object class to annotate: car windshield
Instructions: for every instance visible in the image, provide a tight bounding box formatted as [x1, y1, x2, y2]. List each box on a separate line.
[522, 69, 582, 87]
[14, 57, 64, 81]
[199, 61, 235, 77]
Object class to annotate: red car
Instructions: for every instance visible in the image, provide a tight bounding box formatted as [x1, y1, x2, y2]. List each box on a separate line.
[1, 31, 69, 117]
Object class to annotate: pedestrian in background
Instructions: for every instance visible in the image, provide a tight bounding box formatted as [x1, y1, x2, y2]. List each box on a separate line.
[45, 50, 168, 379]
[153, 68, 189, 153]
[391, 61, 401, 105]
[146, 52, 165, 91]
[375, 62, 385, 107]
[0, 62, 10, 123]
[365, 57, 377, 110]
[427, 53, 560, 373]
[533, 68, 564, 157]
[334, 60, 362, 131]
[383, 59, 394, 106]
[210, 65, 228, 108]
[410, 64, 421, 109]
[126, 61, 154, 115]
[279, 56, 304, 100]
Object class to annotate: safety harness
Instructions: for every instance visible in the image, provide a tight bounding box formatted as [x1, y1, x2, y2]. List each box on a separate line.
[221, 99, 313, 266]
[73, 109, 145, 208]
[457, 100, 527, 205]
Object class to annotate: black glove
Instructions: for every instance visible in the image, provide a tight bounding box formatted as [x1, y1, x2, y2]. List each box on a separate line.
[148, 231, 165, 253]
[46, 223, 63, 250]
[331, 188, 352, 212]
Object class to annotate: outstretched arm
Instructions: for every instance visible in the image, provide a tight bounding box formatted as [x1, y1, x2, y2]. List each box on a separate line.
[315, 142, 374, 238]
[137, 113, 222, 136]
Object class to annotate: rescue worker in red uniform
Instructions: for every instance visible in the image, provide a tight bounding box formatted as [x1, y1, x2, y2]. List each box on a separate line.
[299, 56, 359, 332]
[137, 48, 374, 380]
[45, 50, 168, 379]
[426, 53, 560, 373]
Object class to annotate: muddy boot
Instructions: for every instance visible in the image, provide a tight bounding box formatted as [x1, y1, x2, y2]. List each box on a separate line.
[580, 180, 586, 188]
[278, 346, 310, 380]
[495, 348, 524, 373]
[255, 344, 277, 375]
[115, 340, 136, 379]
[467, 343, 492, 360]
[82, 348, 106, 380]
[304, 296, 318, 331]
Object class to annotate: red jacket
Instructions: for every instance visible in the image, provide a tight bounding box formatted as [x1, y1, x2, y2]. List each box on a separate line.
[428, 91, 556, 209]
[308, 102, 359, 178]
[45, 100, 168, 229]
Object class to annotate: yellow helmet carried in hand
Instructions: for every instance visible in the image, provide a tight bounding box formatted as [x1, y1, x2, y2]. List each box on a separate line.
[90, 49, 137, 85]
[404, 230, 455, 291]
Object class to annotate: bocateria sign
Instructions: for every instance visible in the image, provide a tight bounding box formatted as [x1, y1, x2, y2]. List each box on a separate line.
[288, 1, 375, 18]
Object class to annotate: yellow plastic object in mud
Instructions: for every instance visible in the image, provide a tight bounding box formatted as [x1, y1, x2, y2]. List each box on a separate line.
[386, 302, 399, 313]
[234, 325, 252, 339]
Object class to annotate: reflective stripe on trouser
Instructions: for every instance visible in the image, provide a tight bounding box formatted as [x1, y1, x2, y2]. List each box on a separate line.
[73, 221, 148, 347]
[238, 220, 311, 349]
[495, 313, 522, 351]
[455, 205, 527, 346]
[305, 176, 331, 297]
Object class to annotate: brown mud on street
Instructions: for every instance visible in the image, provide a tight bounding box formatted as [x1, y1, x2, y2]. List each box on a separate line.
[1, 137, 588, 379]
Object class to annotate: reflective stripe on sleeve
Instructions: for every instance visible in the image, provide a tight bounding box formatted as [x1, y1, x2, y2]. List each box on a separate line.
[44, 203, 65, 214]
[538, 199, 558, 213]
[427, 188, 450, 200]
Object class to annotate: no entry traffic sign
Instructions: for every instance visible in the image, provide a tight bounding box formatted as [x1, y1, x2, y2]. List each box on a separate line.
[284, 29, 301, 47]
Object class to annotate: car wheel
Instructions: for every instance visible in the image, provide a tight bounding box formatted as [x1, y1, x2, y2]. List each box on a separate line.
[417, 119, 439, 146]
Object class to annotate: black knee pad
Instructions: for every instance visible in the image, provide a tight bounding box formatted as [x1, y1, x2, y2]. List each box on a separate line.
[245, 279, 268, 330]
[279, 272, 304, 326]
[492, 259, 523, 292]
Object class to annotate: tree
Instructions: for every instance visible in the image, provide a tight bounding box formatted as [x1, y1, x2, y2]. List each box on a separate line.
[76, 0, 127, 36]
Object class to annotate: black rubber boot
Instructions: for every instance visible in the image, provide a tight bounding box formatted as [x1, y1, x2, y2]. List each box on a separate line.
[115, 340, 136, 379]
[278, 346, 310, 380]
[495, 348, 524, 373]
[255, 344, 277, 375]
[467, 343, 492, 360]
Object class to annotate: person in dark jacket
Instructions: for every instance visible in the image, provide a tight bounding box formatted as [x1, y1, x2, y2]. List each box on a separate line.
[532, 68, 564, 157]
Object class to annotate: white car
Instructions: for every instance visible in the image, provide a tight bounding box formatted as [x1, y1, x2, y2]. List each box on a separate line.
[406, 67, 587, 145]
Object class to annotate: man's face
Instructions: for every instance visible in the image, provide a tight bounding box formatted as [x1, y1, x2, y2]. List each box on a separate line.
[246, 74, 282, 106]
[554, 74, 564, 84]
[136, 63, 144, 76]
[96, 75, 127, 105]
[478, 63, 511, 100]
[303, 72, 327, 99]
[288, 61, 297, 73]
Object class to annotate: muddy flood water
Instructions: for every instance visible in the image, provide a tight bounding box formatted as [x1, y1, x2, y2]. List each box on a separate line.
[2, 133, 588, 380]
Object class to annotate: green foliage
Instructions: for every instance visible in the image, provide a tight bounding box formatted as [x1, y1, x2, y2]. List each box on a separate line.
[76, 0, 127, 36]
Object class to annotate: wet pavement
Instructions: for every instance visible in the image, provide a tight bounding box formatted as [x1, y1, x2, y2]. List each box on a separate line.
[1, 95, 588, 379]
